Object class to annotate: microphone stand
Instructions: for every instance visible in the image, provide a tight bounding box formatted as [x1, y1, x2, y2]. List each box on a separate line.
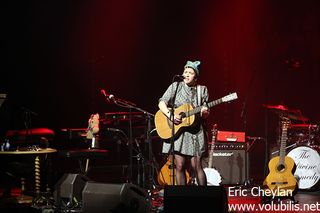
[240, 69, 256, 133]
[24, 110, 31, 144]
[145, 113, 157, 190]
[240, 68, 256, 187]
[108, 95, 154, 187]
[168, 77, 182, 185]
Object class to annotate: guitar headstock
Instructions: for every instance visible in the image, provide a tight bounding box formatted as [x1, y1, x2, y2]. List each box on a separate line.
[211, 124, 218, 134]
[222, 92, 238, 103]
[211, 124, 218, 142]
[281, 117, 291, 130]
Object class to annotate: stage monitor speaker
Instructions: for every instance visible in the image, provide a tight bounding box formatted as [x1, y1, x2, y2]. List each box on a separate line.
[82, 182, 150, 213]
[53, 173, 90, 207]
[164, 185, 228, 213]
[210, 143, 249, 184]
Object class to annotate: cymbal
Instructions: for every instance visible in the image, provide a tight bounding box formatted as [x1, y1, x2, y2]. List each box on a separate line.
[287, 113, 309, 122]
[262, 104, 288, 111]
[263, 104, 309, 121]
[287, 109, 309, 121]
[0, 148, 57, 155]
[290, 124, 318, 129]
[104, 111, 145, 117]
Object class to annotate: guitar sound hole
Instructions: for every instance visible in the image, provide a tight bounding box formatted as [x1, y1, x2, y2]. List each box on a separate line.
[180, 112, 186, 118]
[277, 164, 285, 172]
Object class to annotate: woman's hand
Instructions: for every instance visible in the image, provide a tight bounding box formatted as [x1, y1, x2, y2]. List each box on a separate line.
[200, 106, 210, 119]
[173, 114, 182, 124]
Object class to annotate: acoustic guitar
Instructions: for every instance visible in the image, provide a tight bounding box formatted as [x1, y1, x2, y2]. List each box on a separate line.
[157, 155, 191, 186]
[203, 124, 222, 186]
[154, 92, 238, 139]
[263, 117, 297, 196]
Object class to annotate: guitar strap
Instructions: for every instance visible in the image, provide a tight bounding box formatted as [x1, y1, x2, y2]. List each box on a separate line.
[197, 85, 202, 106]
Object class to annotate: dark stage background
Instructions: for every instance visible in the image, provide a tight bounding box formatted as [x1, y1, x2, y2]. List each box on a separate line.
[1, 0, 320, 183]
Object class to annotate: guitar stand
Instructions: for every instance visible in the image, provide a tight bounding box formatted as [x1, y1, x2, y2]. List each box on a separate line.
[132, 133, 160, 190]
[145, 148, 161, 190]
[132, 140, 146, 188]
[145, 117, 161, 191]
[261, 184, 298, 204]
[235, 137, 265, 189]
[262, 195, 298, 205]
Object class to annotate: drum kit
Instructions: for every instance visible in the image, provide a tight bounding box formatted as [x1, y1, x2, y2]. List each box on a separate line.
[264, 104, 320, 191]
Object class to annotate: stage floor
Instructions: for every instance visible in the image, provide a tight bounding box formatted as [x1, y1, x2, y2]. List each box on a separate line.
[0, 185, 319, 212]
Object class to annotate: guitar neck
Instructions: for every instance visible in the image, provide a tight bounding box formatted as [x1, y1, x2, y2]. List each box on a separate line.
[208, 125, 218, 168]
[279, 120, 289, 165]
[184, 98, 223, 118]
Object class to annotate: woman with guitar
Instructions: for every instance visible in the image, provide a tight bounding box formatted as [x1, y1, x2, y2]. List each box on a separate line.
[157, 60, 210, 186]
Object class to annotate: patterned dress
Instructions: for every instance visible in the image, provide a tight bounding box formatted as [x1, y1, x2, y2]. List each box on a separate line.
[159, 81, 209, 157]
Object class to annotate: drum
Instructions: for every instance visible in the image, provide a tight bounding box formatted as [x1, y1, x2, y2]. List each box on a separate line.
[287, 146, 320, 190]
[288, 124, 319, 146]
[201, 157, 222, 186]
[203, 167, 222, 186]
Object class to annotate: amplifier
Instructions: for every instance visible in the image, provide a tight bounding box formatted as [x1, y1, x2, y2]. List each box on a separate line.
[217, 131, 245, 143]
[211, 143, 247, 150]
[204, 143, 248, 185]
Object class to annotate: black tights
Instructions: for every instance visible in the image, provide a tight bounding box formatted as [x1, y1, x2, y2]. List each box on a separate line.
[174, 154, 207, 185]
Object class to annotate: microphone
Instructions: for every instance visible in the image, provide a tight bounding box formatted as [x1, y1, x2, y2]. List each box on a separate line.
[175, 75, 185, 80]
[100, 89, 115, 102]
[106, 127, 121, 132]
[246, 136, 264, 140]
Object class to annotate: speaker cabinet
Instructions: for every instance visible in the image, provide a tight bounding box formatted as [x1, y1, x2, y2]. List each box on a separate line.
[53, 173, 90, 206]
[164, 185, 228, 213]
[82, 182, 150, 213]
[204, 143, 249, 184]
